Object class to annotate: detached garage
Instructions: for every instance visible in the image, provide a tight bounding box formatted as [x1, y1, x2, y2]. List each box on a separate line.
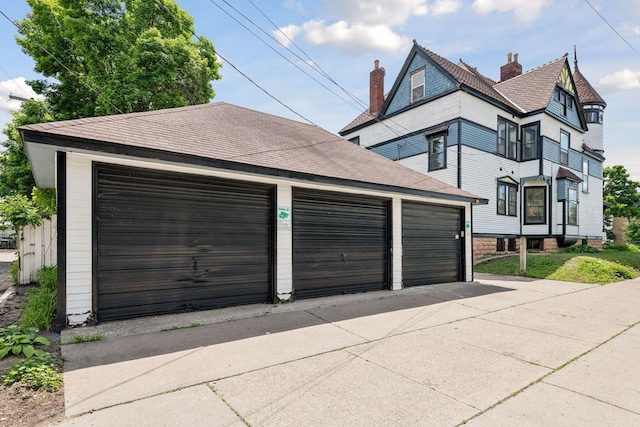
[20, 102, 485, 326]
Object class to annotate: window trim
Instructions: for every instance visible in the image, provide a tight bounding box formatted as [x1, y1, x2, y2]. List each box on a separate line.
[410, 68, 426, 103]
[497, 116, 518, 160]
[559, 130, 570, 166]
[556, 86, 575, 116]
[567, 187, 578, 225]
[497, 178, 518, 217]
[521, 122, 539, 161]
[582, 159, 589, 193]
[524, 186, 547, 225]
[428, 133, 447, 171]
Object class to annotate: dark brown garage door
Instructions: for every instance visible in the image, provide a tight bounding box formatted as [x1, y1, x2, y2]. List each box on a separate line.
[402, 201, 463, 287]
[95, 164, 274, 321]
[293, 189, 389, 299]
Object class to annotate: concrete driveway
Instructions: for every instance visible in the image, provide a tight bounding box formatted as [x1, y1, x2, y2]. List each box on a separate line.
[55, 274, 640, 426]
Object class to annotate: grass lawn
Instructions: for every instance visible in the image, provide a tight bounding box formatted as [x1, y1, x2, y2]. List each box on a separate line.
[475, 250, 640, 285]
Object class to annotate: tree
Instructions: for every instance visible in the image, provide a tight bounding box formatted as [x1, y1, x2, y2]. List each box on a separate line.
[626, 218, 640, 244]
[0, 100, 53, 198]
[603, 165, 640, 219]
[15, 0, 221, 120]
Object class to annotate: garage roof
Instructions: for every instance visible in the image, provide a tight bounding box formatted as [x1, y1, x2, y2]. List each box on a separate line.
[20, 102, 485, 203]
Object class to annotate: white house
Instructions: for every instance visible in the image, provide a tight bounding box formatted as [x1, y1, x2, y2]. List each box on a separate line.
[340, 42, 606, 259]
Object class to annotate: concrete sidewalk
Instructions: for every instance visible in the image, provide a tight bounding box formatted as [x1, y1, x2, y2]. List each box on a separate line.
[53, 274, 640, 426]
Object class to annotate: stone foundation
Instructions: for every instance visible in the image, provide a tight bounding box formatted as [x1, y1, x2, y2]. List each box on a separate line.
[473, 236, 604, 261]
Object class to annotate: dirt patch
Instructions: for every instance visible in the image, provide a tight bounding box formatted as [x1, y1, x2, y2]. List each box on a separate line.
[0, 263, 65, 427]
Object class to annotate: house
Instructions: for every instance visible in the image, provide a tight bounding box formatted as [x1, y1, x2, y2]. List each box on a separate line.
[20, 102, 485, 326]
[340, 42, 606, 259]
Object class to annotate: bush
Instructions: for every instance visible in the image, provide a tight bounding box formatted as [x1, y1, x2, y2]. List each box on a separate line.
[36, 266, 57, 290]
[564, 245, 600, 253]
[0, 325, 50, 359]
[3, 353, 62, 391]
[603, 243, 640, 252]
[9, 259, 18, 284]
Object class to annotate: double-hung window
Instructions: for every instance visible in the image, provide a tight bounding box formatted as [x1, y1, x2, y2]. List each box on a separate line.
[568, 188, 578, 225]
[560, 130, 569, 165]
[410, 68, 425, 103]
[524, 187, 546, 224]
[556, 87, 574, 116]
[497, 183, 517, 216]
[582, 160, 589, 193]
[428, 134, 446, 171]
[521, 123, 538, 161]
[498, 117, 518, 160]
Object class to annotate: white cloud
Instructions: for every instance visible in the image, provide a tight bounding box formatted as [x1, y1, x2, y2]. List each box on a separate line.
[274, 24, 302, 47]
[471, 0, 552, 24]
[633, 26, 640, 35]
[276, 0, 462, 54]
[302, 20, 410, 53]
[598, 69, 640, 93]
[0, 77, 43, 113]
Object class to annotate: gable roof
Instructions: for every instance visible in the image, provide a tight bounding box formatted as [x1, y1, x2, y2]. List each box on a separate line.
[493, 56, 567, 113]
[20, 102, 484, 203]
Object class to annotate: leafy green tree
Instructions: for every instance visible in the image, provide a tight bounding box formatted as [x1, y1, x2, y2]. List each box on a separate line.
[603, 165, 640, 219]
[626, 219, 640, 244]
[16, 0, 221, 120]
[0, 100, 53, 198]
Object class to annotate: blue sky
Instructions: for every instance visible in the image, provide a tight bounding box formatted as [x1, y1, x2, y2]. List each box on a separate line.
[1, 0, 639, 180]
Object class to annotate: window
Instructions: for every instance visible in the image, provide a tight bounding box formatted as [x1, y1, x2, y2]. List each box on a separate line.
[521, 123, 538, 161]
[498, 117, 518, 160]
[428, 134, 446, 171]
[556, 87, 574, 116]
[560, 130, 569, 165]
[410, 68, 425, 103]
[524, 187, 546, 224]
[496, 238, 505, 252]
[497, 182, 517, 216]
[584, 110, 603, 124]
[568, 188, 578, 225]
[348, 136, 360, 145]
[582, 160, 589, 193]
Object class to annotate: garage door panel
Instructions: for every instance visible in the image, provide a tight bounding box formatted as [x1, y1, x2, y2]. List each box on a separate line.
[96, 164, 273, 321]
[293, 189, 389, 299]
[402, 202, 462, 287]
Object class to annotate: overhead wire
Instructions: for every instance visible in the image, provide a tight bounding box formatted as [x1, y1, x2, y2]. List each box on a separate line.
[584, 0, 639, 56]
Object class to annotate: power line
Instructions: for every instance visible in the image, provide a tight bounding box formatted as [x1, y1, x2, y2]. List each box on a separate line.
[584, 0, 639, 55]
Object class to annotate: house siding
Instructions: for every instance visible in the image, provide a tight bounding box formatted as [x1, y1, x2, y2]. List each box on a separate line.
[386, 53, 457, 115]
[546, 96, 583, 130]
[460, 120, 496, 153]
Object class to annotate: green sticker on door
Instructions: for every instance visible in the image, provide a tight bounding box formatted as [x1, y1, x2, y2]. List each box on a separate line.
[278, 206, 291, 231]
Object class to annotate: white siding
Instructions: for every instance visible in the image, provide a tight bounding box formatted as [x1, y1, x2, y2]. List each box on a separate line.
[398, 147, 458, 188]
[66, 154, 93, 325]
[461, 146, 521, 235]
[276, 184, 293, 301]
[392, 196, 402, 290]
[580, 177, 604, 237]
[351, 93, 461, 148]
[459, 93, 504, 129]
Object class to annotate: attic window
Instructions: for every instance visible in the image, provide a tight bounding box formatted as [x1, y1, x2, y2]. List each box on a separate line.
[410, 68, 425, 103]
[555, 87, 574, 116]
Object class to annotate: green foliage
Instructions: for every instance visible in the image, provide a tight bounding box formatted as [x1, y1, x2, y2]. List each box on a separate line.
[66, 333, 104, 344]
[603, 243, 640, 252]
[9, 259, 19, 285]
[20, 281, 57, 331]
[625, 218, 640, 244]
[475, 251, 640, 284]
[17, 0, 221, 120]
[563, 245, 600, 253]
[0, 194, 42, 229]
[32, 187, 57, 218]
[548, 257, 634, 285]
[603, 165, 640, 219]
[3, 353, 62, 391]
[35, 266, 57, 290]
[0, 325, 50, 359]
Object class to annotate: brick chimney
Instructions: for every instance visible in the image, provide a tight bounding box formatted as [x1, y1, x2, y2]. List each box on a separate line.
[370, 59, 385, 115]
[500, 52, 522, 82]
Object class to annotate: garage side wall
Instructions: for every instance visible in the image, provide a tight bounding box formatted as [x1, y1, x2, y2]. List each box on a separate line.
[66, 154, 93, 325]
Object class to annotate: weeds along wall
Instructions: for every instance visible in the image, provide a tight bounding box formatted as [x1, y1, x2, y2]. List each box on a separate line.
[19, 215, 57, 285]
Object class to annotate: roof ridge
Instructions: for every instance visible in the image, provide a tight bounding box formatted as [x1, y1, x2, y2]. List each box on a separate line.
[495, 55, 566, 87]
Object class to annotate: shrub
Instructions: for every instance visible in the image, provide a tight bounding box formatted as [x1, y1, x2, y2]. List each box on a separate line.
[564, 245, 600, 253]
[9, 259, 18, 284]
[36, 266, 57, 290]
[603, 243, 640, 252]
[3, 353, 62, 391]
[0, 325, 50, 359]
[20, 285, 56, 330]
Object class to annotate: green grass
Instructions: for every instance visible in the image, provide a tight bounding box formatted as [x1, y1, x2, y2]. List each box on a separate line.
[20, 266, 57, 330]
[475, 251, 640, 285]
[160, 322, 201, 332]
[65, 333, 104, 344]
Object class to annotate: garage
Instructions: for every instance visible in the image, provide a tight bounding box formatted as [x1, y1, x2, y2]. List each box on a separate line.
[292, 188, 390, 299]
[402, 201, 464, 287]
[95, 164, 274, 321]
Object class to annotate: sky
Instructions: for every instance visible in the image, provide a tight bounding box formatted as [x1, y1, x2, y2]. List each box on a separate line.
[0, 0, 639, 180]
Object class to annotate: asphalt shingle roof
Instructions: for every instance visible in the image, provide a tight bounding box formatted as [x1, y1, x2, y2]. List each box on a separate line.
[21, 102, 481, 201]
[573, 64, 606, 106]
